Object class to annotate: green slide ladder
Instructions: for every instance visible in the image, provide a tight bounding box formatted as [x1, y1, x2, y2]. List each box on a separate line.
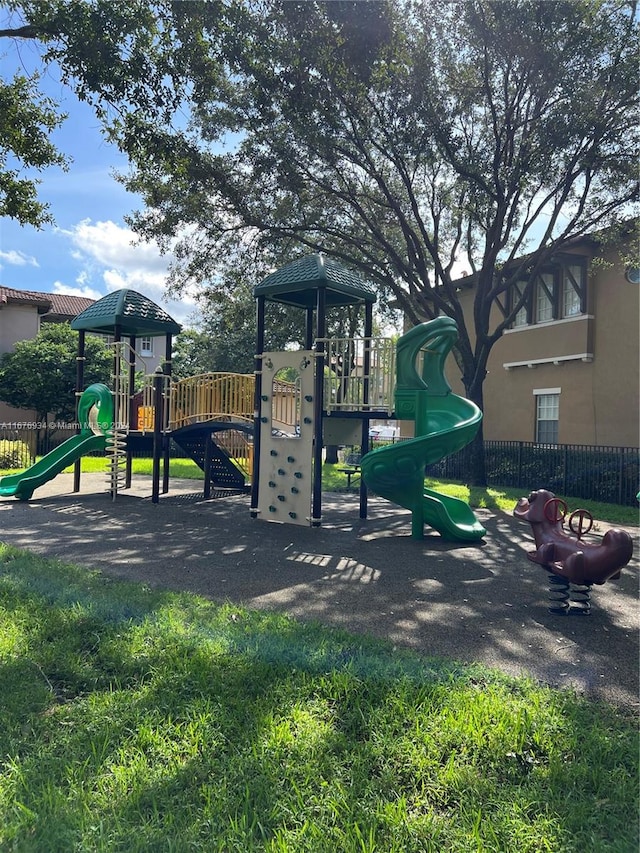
[0, 384, 113, 501]
[361, 317, 486, 541]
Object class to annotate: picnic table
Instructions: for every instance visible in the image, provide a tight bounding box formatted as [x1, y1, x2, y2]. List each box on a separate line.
[338, 453, 361, 489]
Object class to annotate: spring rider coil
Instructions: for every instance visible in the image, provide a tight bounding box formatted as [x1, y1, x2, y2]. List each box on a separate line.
[513, 489, 634, 615]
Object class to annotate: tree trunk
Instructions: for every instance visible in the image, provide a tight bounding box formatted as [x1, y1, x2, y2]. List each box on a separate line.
[466, 382, 487, 487]
[467, 425, 487, 487]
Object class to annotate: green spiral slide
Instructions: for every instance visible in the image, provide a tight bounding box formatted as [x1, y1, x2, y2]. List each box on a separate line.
[361, 317, 486, 541]
[0, 383, 113, 501]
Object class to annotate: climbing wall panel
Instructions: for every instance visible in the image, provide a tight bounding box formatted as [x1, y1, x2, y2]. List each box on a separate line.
[257, 351, 315, 526]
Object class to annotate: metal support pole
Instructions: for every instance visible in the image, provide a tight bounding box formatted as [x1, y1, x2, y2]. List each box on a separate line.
[162, 335, 172, 494]
[359, 301, 374, 519]
[305, 306, 314, 350]
[152, 367, 163, 504]
[203, 433, 213, 500]
[125, 334, 136, 489]
[251, 296, 266, 517]
[74, 330, 85, 493]
[312, 287, 326, 526]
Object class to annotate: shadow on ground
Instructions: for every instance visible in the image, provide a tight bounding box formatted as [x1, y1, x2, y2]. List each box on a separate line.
[1, 474, 637, 710]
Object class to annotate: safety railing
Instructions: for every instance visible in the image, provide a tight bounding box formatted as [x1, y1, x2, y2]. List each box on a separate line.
[320, 336, 396, 413]
[214, 427, 254, 480]
[169, 373, 255, 430]
[135, 372, 170, 433]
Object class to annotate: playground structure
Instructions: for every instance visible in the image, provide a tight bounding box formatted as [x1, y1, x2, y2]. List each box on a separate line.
[513, 488, 634, 614]
[0, 257, 487, 541]
[250, 254, 485, 539]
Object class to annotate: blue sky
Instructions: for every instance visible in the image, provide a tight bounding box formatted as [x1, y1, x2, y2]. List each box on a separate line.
[0, 36, 195, 327]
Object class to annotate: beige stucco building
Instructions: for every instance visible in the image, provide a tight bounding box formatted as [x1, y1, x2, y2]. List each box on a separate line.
[0, 288, 96, 423]
[444, 232, 639, 449]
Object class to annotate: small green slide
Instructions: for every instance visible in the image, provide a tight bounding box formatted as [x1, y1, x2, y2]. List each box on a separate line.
[361, 318, 486, 541]
[0, 384, 113, 501]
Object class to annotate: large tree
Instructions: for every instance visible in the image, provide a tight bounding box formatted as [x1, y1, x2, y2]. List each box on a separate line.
[3, 1, 638, 482]
[0, 0, 174, 225]
[0, 69, 68, 226]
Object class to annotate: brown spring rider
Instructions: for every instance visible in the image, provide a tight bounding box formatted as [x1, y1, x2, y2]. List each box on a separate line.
[513, 489, 634, 614]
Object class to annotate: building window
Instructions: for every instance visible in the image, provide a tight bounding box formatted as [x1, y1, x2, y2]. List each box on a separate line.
[140, 336, 154, 357]
[534, 390, 560, 444]
[562, 264, 583, 317]
[535, 272, 554, 323]
[509, 260, 586, 328]
[512, 280, 528, 327]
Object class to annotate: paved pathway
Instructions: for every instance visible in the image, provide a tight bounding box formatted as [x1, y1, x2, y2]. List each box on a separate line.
[0, 473, 638, 710]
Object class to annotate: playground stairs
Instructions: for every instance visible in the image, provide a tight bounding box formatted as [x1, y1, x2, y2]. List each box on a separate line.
[171, 423, 251, 492]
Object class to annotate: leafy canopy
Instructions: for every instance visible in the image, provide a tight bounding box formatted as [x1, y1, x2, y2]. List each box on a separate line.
[0, 70, 68, 226]
[0, 0, 173, 226]
[2, 1, 638, 478]
[111, 0, 638, 394]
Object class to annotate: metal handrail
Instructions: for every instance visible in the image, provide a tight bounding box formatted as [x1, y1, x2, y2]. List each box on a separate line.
[150, 336, 398, 434]
[169, 373, 255, 430]
[320, 336, 396, 413]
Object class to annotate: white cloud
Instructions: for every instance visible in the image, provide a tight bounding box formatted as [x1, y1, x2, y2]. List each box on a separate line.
[69, 219, 167, 272]
[60, 218, 196, 325]
[0, 249, 39, 267]
[52, 280, 104, 302]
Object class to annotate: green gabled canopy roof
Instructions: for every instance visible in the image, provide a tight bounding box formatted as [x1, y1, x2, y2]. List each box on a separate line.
[70, 289, 181, 336]
[254, 253, 377, 308]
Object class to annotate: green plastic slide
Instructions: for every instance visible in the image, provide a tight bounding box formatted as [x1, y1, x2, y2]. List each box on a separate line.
[361, 318, 486, 542]
[0, 384, 113, 501]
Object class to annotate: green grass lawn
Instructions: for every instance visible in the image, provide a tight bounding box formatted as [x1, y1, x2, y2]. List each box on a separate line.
[1, 455, 637, 526]
[0, 543, 637, 852]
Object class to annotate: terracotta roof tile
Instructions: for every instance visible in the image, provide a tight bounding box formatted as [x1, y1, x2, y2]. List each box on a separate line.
[0, 286, 95, 318]
[0, 286, 51, 308]
[46, 293, 96, 318]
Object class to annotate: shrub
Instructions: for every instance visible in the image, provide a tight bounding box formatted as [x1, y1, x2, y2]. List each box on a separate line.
[0, 440, 32, 470]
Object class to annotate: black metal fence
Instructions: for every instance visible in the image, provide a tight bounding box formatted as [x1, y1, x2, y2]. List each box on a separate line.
[0, 429, 37, 469]
[425, 441, 639, 507]
[37, 427, 75, 456]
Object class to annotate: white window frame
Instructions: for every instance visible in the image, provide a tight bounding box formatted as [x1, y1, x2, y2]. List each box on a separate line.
[562, 264, 583, 318]
[139, 336, 154, 357]
[533, 388, 560, 445]
[509, 260, 586, 330]
[512, 280, 528, 327]
[535, 273, 554, 322]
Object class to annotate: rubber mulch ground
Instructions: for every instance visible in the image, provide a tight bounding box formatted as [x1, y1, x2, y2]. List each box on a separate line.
[0, 473, 637, 711]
